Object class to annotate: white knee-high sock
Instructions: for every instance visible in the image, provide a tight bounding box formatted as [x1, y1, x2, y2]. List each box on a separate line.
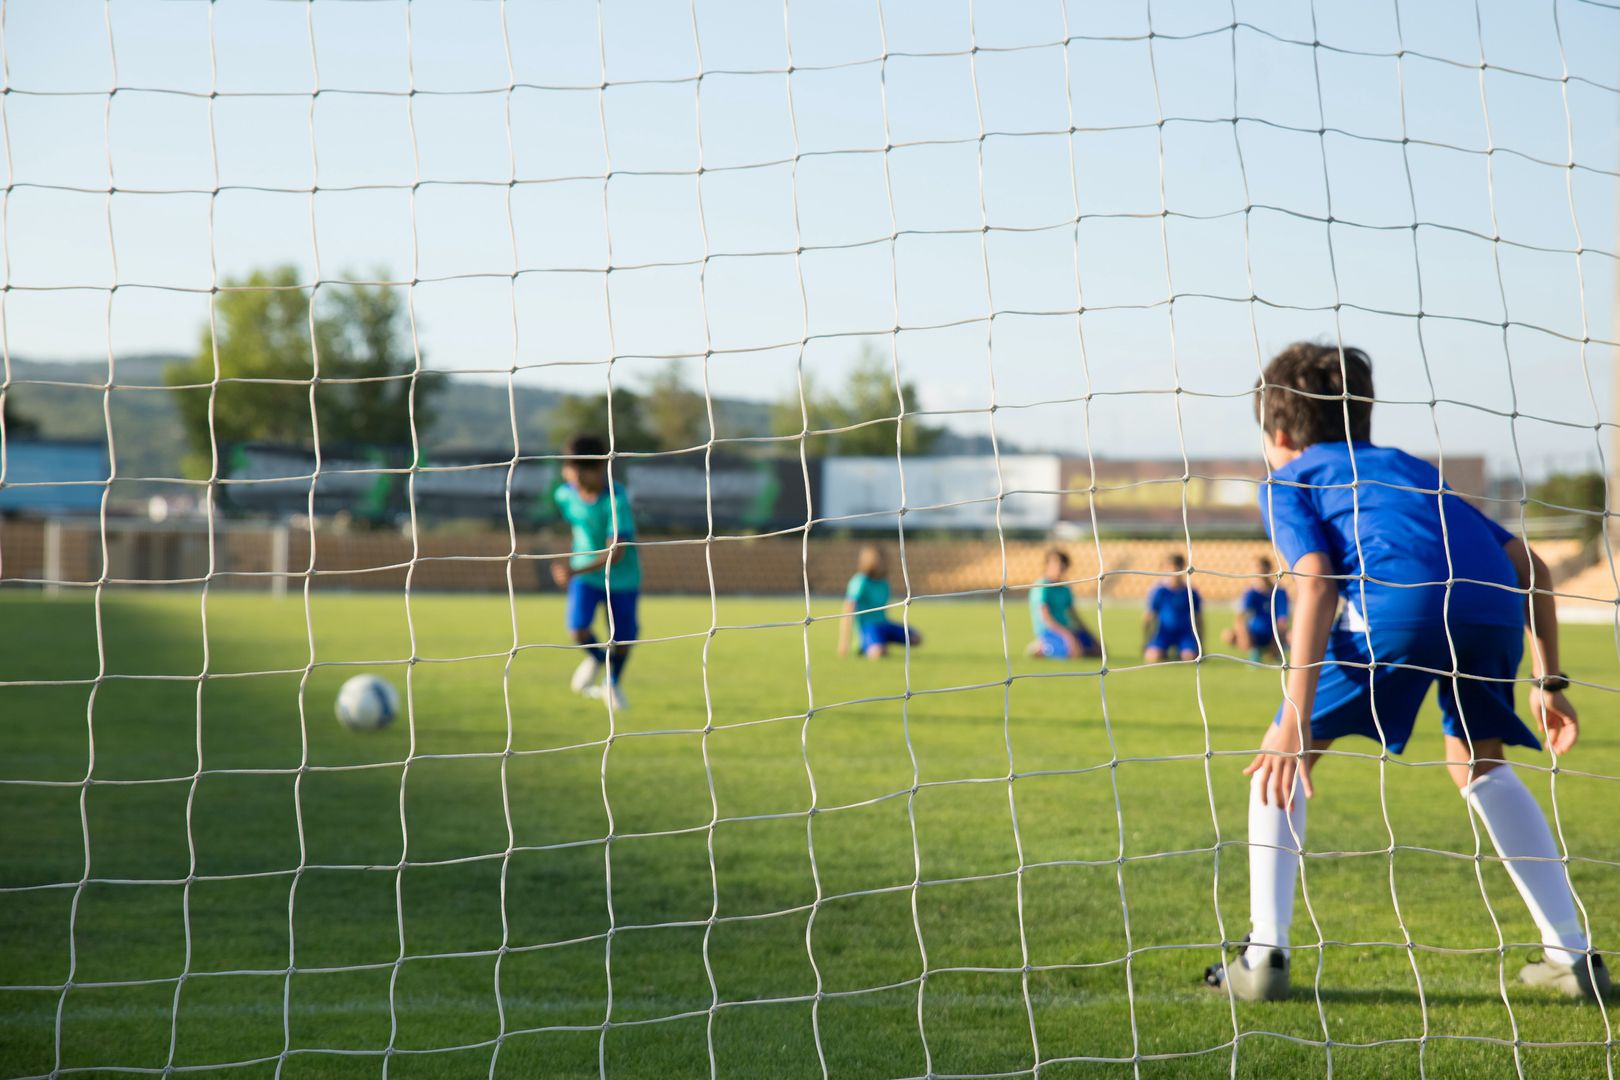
[1248, 771, 1306, 962]
[1463, 766, 1588, 967]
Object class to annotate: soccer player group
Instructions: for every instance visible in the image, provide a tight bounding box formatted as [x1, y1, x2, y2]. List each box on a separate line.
[548, 340, 1604, 1004]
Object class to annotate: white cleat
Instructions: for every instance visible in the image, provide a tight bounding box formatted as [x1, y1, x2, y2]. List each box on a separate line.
[570, 657, 602, 695]
[1204, 938, 1290, 1002]
[1519, 954, 1609, 1001]
[586, 682, 628, 712]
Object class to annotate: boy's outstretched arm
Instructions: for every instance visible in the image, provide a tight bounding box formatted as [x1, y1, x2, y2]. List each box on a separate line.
[1503, 539, 1579, 754]
[1245, 551, 1337, 809]
[549, 545, 621, 586]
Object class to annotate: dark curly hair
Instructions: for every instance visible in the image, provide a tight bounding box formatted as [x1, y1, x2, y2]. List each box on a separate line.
[562, 433, 608, 463]
[1254, 341, 1374, 447]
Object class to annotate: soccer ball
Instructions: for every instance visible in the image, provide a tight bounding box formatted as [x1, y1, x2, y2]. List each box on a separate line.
[335, 674, 400, 732]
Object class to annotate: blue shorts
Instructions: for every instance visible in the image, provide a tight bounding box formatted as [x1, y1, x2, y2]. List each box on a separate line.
[1247, 619, 1277, 645]
[566, 578, 640, 642]
[1038, 626, 1097, 658]
[1276, 622, 1539, 754]
[1148, 627, 1200, 655]
[858, 620, 916, 653]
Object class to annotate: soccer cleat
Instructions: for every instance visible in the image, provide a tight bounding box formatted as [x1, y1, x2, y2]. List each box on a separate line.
[585, 682, 629, 712]
[1204, 938, 1290, 1002]
[1518, 954, 1609, 1001]
[570, 657, 601, 695]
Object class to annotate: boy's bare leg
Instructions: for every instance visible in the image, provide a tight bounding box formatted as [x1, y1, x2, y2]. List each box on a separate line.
[1444, 734, 1507, 788]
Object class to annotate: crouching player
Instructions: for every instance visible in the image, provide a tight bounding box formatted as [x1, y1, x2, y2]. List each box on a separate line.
[1222, 556, 1290, 662]
[1143, 552, 1203, 662]
[837, 545, 923, 659]
[549, 434, 639, 712]
[1026, 548, 1100, 660]
[1208, 342, 1604, 1002]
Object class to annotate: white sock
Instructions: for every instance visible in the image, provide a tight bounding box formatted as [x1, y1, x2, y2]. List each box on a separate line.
[1247, 771, 1306, 963]
[1463, 766, 1588, 967]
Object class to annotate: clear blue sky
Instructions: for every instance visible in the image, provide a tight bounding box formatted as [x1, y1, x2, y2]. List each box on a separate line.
[4, 0, 1617, 477]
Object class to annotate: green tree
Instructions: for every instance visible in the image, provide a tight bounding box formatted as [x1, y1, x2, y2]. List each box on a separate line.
[1527, 471, 1606, 541]
[2, 396, 40, 437]
[165, 267, 436, 475]
[772, 345, 943, 455]
[641, 360, 709, 451]
[549, 384, 659, 453]
[319, 279, 439, 447]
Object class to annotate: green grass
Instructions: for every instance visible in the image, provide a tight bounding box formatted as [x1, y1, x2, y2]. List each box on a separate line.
[3, 589, 1619, 1078]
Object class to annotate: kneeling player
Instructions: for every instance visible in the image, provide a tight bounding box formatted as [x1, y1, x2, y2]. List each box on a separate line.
[1208, 342, 1604, 1003]
[1222, 556, 1290, 662]
[1142, 553, 1203, 662]
[549, 434, 639, 712]
[1026, 548, 1100, 660]
[837, 545, 923, 659]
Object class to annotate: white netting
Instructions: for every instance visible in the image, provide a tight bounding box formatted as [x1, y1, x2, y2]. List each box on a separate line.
[1, 0, 1618, 1077]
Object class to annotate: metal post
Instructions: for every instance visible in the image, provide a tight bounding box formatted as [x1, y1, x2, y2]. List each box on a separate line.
[42, 518, 62, 597]
[270, 524, 290, 600]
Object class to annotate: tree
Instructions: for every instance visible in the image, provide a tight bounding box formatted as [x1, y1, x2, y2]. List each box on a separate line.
[165, 266, 436, 475]
[640, 360, 708, 451]
[1527, 471, 1606, 542]
[548, 384, 658, 454]
[772, 345, 943, 455]
[319, 279, 439, 448]
[2, 396, 40, 438]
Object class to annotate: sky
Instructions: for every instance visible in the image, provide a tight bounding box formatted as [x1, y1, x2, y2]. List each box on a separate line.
[2, 0, 1618, 478]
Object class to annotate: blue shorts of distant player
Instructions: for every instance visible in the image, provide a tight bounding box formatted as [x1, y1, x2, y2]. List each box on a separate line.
[566, 578, 640, 642]
[1038, 627, 1096, 658]
[1276, 622, 1539, 754]
[859, 620, 917, 653]
[1148, 627, 1200, 655]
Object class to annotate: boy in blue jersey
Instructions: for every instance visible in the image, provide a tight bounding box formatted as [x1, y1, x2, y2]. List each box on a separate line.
[1142, 552, 1203, 662]
[1208, 342, 1602, 1003]
[837, 545, 923, 659]
[1026, 548, 1100, 659]
[549, 434, 640, 712]
[1222, 555, 1290, 662]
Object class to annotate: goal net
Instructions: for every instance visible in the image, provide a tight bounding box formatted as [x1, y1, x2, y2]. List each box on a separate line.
[2, 0, 1618, 1077]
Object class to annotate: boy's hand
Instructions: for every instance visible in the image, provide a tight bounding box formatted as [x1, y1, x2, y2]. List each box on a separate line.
[1243, 708, 1315, 810]
[1529, 687, 1579, 755]
[550, 562, 572, 587]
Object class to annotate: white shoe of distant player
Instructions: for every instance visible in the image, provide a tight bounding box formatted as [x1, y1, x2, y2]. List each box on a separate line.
[585, 682, 628, 712]
[570, 657, 602, 695]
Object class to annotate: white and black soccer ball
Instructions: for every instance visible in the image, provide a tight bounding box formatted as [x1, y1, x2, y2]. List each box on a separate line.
[335, 674, 400, 732]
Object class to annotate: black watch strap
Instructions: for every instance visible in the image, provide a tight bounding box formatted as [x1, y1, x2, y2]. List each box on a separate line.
[1539, 673, 1572, 693]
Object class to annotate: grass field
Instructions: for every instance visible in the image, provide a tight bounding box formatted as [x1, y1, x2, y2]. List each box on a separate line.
[3, 589, 1619, 1078]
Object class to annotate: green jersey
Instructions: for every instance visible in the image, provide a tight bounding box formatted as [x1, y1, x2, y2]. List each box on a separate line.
[845, 573, 890, 630]
[1030, 578, 1075, 636]
[554, 482, 641, 591]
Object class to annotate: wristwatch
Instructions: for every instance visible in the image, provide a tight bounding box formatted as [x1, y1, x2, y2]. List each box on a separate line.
[1538, 673, 1572, 693]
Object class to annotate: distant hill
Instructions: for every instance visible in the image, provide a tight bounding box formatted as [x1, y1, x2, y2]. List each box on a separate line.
[0, 356, 821, 479]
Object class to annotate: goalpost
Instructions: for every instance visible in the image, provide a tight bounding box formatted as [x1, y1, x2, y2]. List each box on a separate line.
[2, 1, 1618, 1077]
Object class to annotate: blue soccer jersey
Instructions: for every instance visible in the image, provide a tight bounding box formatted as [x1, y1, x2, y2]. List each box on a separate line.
[1259, 442, 1520, 631]
[1240, 584, 1289, 641]
[1147, 579, 1201, 634]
